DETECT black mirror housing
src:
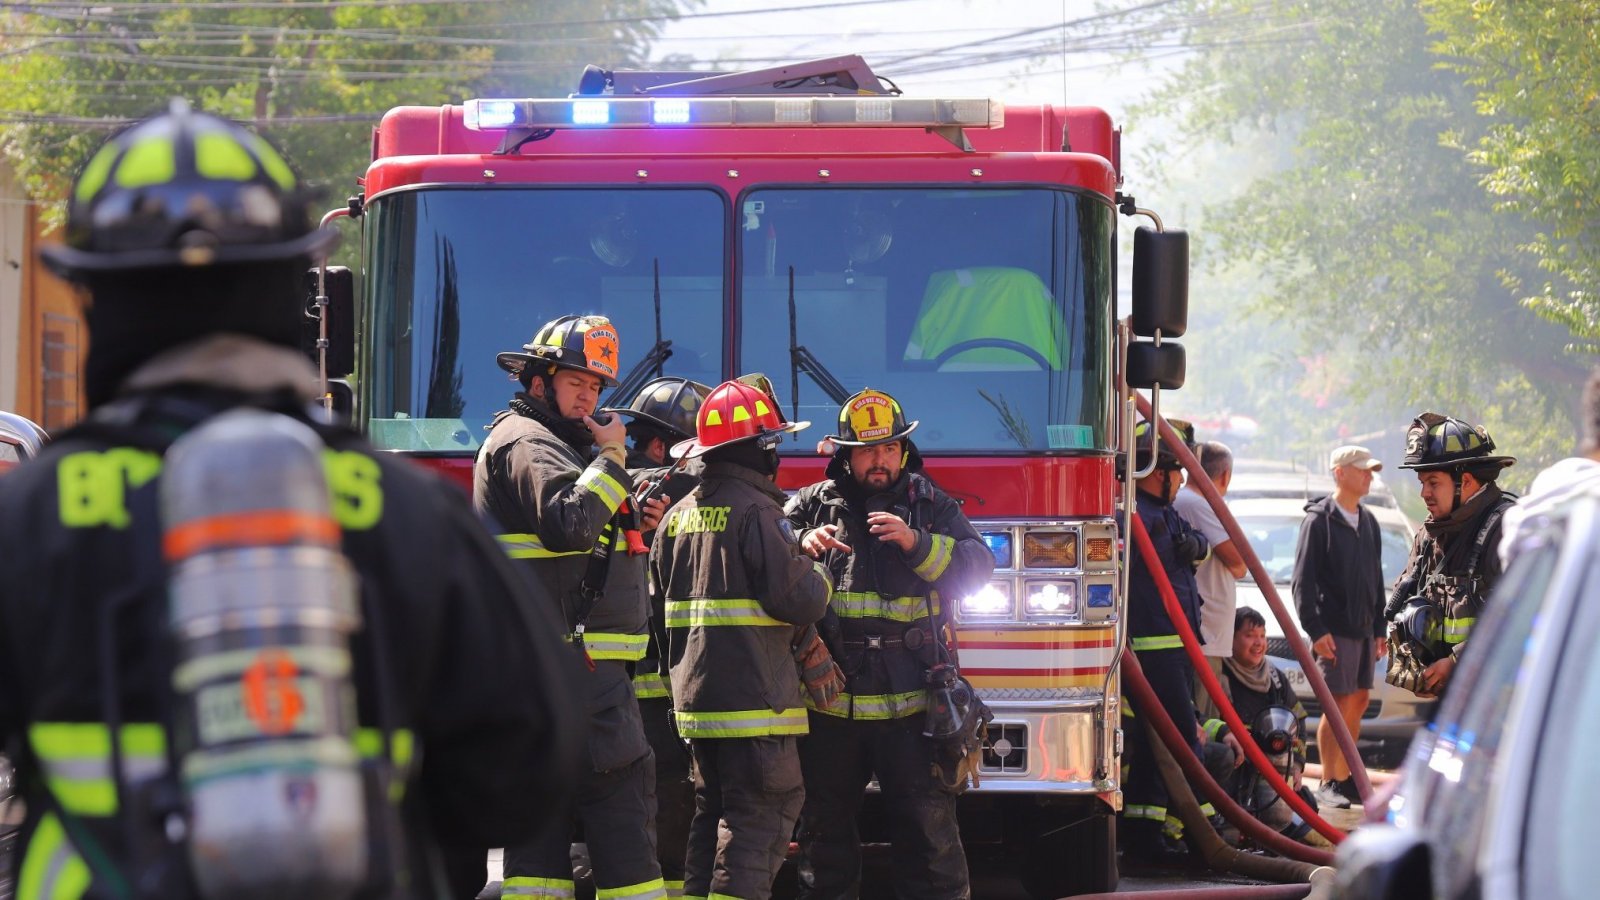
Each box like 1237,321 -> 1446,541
1131,225 -> 1189,338
303,266 -> 356,379
1332,826 -> 1433,900
1126,341 -> 1185,390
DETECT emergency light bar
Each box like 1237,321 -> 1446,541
463,96 -> 1003,131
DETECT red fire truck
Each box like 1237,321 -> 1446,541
316,56 -> 1188,898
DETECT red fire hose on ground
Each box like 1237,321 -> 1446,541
1136,395 -> 1374,805
1129,514 -> 1345,846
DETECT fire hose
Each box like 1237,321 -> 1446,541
1130,513 -> 1344,845
1123,651 -> 1334,868
1136,395 -> 1373,804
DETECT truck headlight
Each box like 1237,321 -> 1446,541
1024,580 -> 1078,620
959,582 -> 1013,619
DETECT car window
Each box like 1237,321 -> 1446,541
1523,544 -> 1600,900
1379,524 -> 1411,586
1407,541 -> 1554,895
1233,514 -> 1302,584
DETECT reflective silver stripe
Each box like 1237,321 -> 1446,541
633,671 -> 670,699
578,465 -> 628,514
30,723 -> 166,816
807,690 -> 925,720
496,532 -> 587,559
912,534 -> 954,581
1125,804 -> 1166,821
1443,617 -> 1476,643
828,591 -> 937,622
665,599 -> 787,628
502,876 -> 577,898
581,632 -> 650,661
673,707 -> 808,738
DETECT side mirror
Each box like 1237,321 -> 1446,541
1126,341 -> 1185,390
303,266 -> 355,379
1131,225 -> 1189,338
1332,826 -> 1433,900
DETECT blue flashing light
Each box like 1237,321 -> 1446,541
572,100 -> 611,125
980,531 -> 1012,569
1087,584 -> 1114,608
653,99 -> 691,125
476,100 -> 519,129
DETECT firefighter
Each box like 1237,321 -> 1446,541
784,388 -> 994,900
1383,413 -> 1516,698
0,101 -> 583,899
649,378 -> 834,900
475,315 -> 666,899
601,375 -> 714,898
1122,418 -> 1211,866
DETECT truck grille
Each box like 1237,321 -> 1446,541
980,722 -> 1028,774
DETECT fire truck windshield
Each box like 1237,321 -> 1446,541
363,187 -> 726,452
739,187 -> 1113,453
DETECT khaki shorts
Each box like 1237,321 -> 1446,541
1316,634 -> 1375,694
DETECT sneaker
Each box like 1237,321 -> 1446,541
1336,776 -> 1365,806
1313,780 -> 1351,810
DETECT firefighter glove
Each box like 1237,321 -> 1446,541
793,624 -> 847,710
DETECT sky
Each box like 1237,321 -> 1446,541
650,0 -> 1179,124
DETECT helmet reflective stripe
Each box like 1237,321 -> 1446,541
195,132 -> 260,181
75,144 -> 120,202
245,132 -> 297,190
114,136 -> 176,189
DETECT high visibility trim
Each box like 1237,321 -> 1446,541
114,136 -> 175,189
578,465 -> 629,514
354,727 -> 415,802
496,532 -> 588,559
807,689 -> 925,720
20,812 -> 90,900
503,876 -> 577,898
813,560 -> 834,597
633,671 -> 670,699
665,598 -> 787,628
1202,719 -> 1226,742
673,707 -> 808,738
30,723 -> 167,816
1163,814 -> 1184,839
577,632 -> 650,661
245,133 -> 297,190
911,533 -> 955,582
194,132 -> 258,182
709,894 -> 747,900
1198,803 -> 1217,817
1125,804 -> 1166,822
596,878 -> 670,899
828,591 -> 938,623
1443,617 -> 1476,644
76,144 -> 119,203
664,880 -> 686,899
1131,635 -> 1184,651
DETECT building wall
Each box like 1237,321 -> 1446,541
0,176 -> 85,432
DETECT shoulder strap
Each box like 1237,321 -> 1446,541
1465,498 -> 1515,579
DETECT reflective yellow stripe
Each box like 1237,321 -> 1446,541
496,532 -> 588,559
1443,617 -> 1476,644
578,465 -> 629,514
503,876 -> 577,898
633,671 -> 670,699
664,880 -> 685,899
20,812 -> 90,900
75,143 -> 119,203
194,132 -> 257,181
596,878 -> 669,899
665,598 -> 787,628
354,727 -> 416,802
911,533 -> 955,582
245,132 -> 297,190
1131,635 -> 1184,651
579,631 -> 650,661
813,559 -> 834,597
1125,804 -> 1166,822
808,689 -> 926,720
1163,814 -> 1184,839
1203,719 -> 1226,742
113,136 -> 175,189
828,591 -> 938,623
673,707 -> 808,738
30,723 -> 166,816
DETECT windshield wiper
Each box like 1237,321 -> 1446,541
787,265 -> 850,419
609,258 -> 673,405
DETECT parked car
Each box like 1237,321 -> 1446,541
1332,481 -> 1600,899
1223,470 -> 1432,768
0,411 -> 48,475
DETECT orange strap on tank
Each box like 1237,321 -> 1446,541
163,509 -> 341,560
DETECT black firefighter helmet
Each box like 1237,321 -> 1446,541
40,99 -> 338,281
1398,412 -> 1515,474
602,375 -> 713,441
1133,417 -> 1196,472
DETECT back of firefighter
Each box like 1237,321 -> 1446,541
784,389 -> 992,900
649,379 -> 833,900
0,102 -> 583,899
1122,418 -> 1210,865
1384,413 -> 1516,698
603,375 -> 713,899
474,315 -> 665,900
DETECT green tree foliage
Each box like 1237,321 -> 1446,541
0,0 -> 689,218
1133,0 -> 1594,478
1425,0 -> 1600,350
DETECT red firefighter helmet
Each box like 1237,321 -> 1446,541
670,377 -> 809,459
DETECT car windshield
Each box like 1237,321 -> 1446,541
362,187 -> 726,451
1234,514 -> 1412,585
735,187 -> 1114,453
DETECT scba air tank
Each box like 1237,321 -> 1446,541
162,409 -> 367,900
